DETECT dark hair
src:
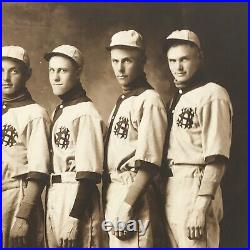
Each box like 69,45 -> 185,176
164,39 -> 200,55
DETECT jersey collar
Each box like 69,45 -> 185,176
2,89 -> 35,114
174,69 -> 207,95
120,72 -> 153,100
58,82 -> 91,107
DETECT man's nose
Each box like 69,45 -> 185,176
177,61 -> 183,71
2,71 -> 10,82
117,62 -> 124,73
53,71 -> 60,81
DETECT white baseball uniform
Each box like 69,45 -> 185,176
45,88 -> 106,247
2,95 -> 51,247
165,82 -> 233,247
104,82 -> 168,248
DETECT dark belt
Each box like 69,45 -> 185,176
51,175 -> 62,183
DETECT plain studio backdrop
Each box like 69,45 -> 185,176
2,2 -> 247,247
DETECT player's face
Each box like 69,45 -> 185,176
2,59 -> 27,96
49,56 -> 80,96
111,48 -> 144,89
167,44 -> 202,88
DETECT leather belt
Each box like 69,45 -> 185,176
51,175 -> 62,183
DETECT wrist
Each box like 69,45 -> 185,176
120,201 -> 133,213
16,201 -> 34,221
194,195 -> 212,212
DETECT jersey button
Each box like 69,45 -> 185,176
59,104 -> 64,109
111,116 -> 115,120
121,95 -> 125,99
3,104 -> 7,109
172,109 -> 175,114
178,89 -> 183,94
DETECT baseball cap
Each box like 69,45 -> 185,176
164,29 -> 201,52
44,45 -> 83,68
2,46 -> 30,68
107,30 -> 145,50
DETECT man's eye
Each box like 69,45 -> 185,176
49,68 -> 54,73
11,69 -> 18,74
124,59 -> 131,63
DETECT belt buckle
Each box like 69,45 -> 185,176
50,174 -> 55,186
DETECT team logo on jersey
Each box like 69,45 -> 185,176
2,124 -> 18,147
177,107 -> 195,129
114,116 -> 129,139
54,126 -> 70,149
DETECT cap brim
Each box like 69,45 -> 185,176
2,56 -> 29,68
44,52 -> 68,61
163,39 -> 182,53
44,52 -> 80,67
163,38 -> 200,53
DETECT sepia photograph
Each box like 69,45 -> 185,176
2,2 -> 248,248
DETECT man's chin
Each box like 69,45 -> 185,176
117,79 -> 129,87
174,80 -> 188,89
52,89 -> 64,96
2,89 -> 15,96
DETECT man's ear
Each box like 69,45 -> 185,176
198,50 -> 204,60
75,66 -> 82,79
24,68 -> 32,81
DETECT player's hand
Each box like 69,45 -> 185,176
185,208 -> 206,240
10,217 -> 29,247
113,202 -> 133,240
59,216 -> 80,247
185,195 -> 212,240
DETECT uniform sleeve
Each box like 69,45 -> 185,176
198,162 -> 225,198
75,115 -> 104,183
199,99 -> 233,163
135,99 -> 168,168
26,116 -> 51,183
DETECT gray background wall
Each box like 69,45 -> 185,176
3,2 -> 248,247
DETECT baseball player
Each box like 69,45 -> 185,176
2,46 -> 51,247
44,45 -> 105,248
103,30 -> 168,247
163,30 -> 233,247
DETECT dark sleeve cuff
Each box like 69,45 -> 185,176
16,202 -> 34,221
69,179 -> 96,219
134,160 -> 159,176
75,171 -> 101,184
27,171 -> 50,184
124,164 -> 157,207
205,155 -> 229,165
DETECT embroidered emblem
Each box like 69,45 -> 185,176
2,124 -> 18,147
54,126 -> 70,149
177,108 -> 195,129
114,116 -> 129,139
